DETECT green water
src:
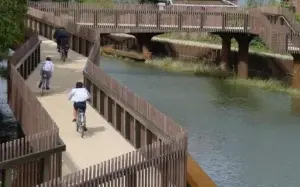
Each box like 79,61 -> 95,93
99,56 -> 300,187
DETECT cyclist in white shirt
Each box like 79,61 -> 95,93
68,82 -> 91,122
38,57 -> 54,90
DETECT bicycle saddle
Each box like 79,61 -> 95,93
78,108 -> 84,113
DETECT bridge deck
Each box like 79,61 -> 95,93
26,36 -> 135,175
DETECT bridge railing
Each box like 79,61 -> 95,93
1,30 -> 65,186
28,2 -> 251,34
259,6 -> 300,31
8,32 -> 58,135
38,133 -> 187,186
28,1 -> 243,11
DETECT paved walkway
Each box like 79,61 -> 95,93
26,36 -> 135,175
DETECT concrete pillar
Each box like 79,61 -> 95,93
219,34 -> 232,71
134,33 -> 158,60
234,34 -> 253,79
292,54 -> 300,88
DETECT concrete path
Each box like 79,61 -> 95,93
26,36 -> 135,175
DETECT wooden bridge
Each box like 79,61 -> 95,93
1,2 -> 300,187
29,2 -> 300,87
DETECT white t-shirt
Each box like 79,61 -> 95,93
68,88 -> 91,102
42,60 -> 54,72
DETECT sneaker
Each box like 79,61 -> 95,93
46,87 -> 50,90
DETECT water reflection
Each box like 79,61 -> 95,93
290,96 -> 300,116
209,79 -> 259,111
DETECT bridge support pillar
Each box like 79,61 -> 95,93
292,54 -> 300,88
134,33 -> 158,60
219,34 -> 232,71
234,34 -> 253,79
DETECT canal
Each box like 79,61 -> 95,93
99,56 -> 300,187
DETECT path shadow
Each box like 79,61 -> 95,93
82,126 -> 106,139
62,151 -> 80,173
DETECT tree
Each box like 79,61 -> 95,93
0,0 -> 28,58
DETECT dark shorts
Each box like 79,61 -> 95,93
73,102 -> 86,112
57,38 -> 69,47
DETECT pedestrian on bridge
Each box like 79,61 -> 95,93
38,57 -> 54,90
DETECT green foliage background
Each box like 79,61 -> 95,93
0,0 -> 28,58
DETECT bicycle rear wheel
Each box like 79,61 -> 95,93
41,87 -> 44,96
61,46 -> 67,62
80,125 -> 84,138
62,53 -> 66,62
76,122 -> 79,132
41,79 -> 45,96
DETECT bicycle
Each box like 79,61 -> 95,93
41,73 -> 47,96
76,108 -> 86,138
60,45 -> 68,62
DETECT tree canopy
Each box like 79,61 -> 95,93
0,0 -> 28,57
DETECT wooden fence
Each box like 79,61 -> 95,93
0,30 -> 65,187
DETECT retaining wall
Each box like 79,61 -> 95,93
101,34 -> 293,81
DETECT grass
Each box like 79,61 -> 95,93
225,78 -> 300,95
145,57 -> 230,77
145,57 -> 300,95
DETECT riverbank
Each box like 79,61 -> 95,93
101,34 -> 299,94
108,33 -> 292,60
105,34 -> 294,81
144,57 -> 300,95
144,57 -> 230,77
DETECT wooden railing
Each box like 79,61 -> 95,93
1,30 -> 65,187
258,6 -> 300,53
29,2 -> 250,33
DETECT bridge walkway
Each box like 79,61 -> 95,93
26,36 -> 135,175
